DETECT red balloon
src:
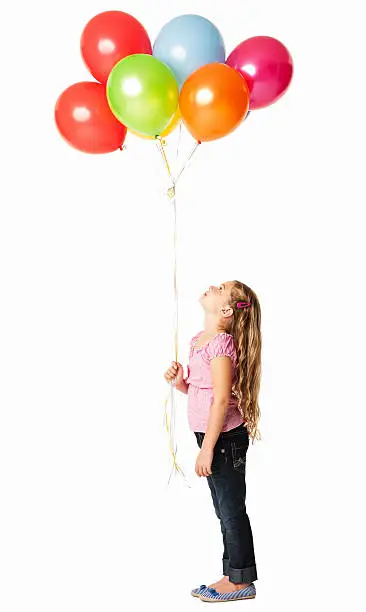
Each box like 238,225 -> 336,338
226,36 -> 293,110
81,11 -> 152,84
55,82 -> 127,154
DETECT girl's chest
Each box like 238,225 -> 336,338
187,348 -> 211,381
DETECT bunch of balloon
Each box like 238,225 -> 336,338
55,11 -> 294,155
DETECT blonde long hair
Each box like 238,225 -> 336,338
227,281 -> 262,443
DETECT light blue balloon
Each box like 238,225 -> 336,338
153,14 -> 226,88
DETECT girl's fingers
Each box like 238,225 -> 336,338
197,465 -> 205,478
197,463 -> 211,478
164,361 -> 183,383
165,367 -> 178,378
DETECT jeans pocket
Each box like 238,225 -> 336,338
211,445 -> 227,473
230,440 -> 248,474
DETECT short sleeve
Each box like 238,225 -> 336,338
207,333 -> 237,363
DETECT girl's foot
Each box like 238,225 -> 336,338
212,580 -> 251,594
208,575 -> 229,589
192,575 -> 229,597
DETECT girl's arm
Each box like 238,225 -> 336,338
201,356 -> 232,451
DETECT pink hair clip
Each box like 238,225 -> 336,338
237,301 -> 251,309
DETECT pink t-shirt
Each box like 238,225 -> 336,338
185,331 -> 245,433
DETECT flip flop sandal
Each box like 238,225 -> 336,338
191,585 -> 207,598
199,584 -> 256,602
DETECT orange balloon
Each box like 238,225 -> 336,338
130,108 -> 181,140
180,63 -> 250,142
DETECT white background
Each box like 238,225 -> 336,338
1,0 -> 365,610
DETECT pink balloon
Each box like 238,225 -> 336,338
226,36 -> 293,110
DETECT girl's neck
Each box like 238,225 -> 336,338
203,314 -> 227,336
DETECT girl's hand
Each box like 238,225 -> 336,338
164,361 -> 184,386
195,447 -> 214,477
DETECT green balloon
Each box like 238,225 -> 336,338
107,54 -> 179,138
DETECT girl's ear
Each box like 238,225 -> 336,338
221,306 -> 233,319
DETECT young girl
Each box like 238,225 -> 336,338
164,280 -> 261,603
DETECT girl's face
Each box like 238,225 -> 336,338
199,281 -> 234,314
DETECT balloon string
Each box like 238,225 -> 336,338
156,136 -> 191,486
156,135 -> 201,195
156,136 -> 175,186
174,140 -> 201,186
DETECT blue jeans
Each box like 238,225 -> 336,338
194,423 -> 257,584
